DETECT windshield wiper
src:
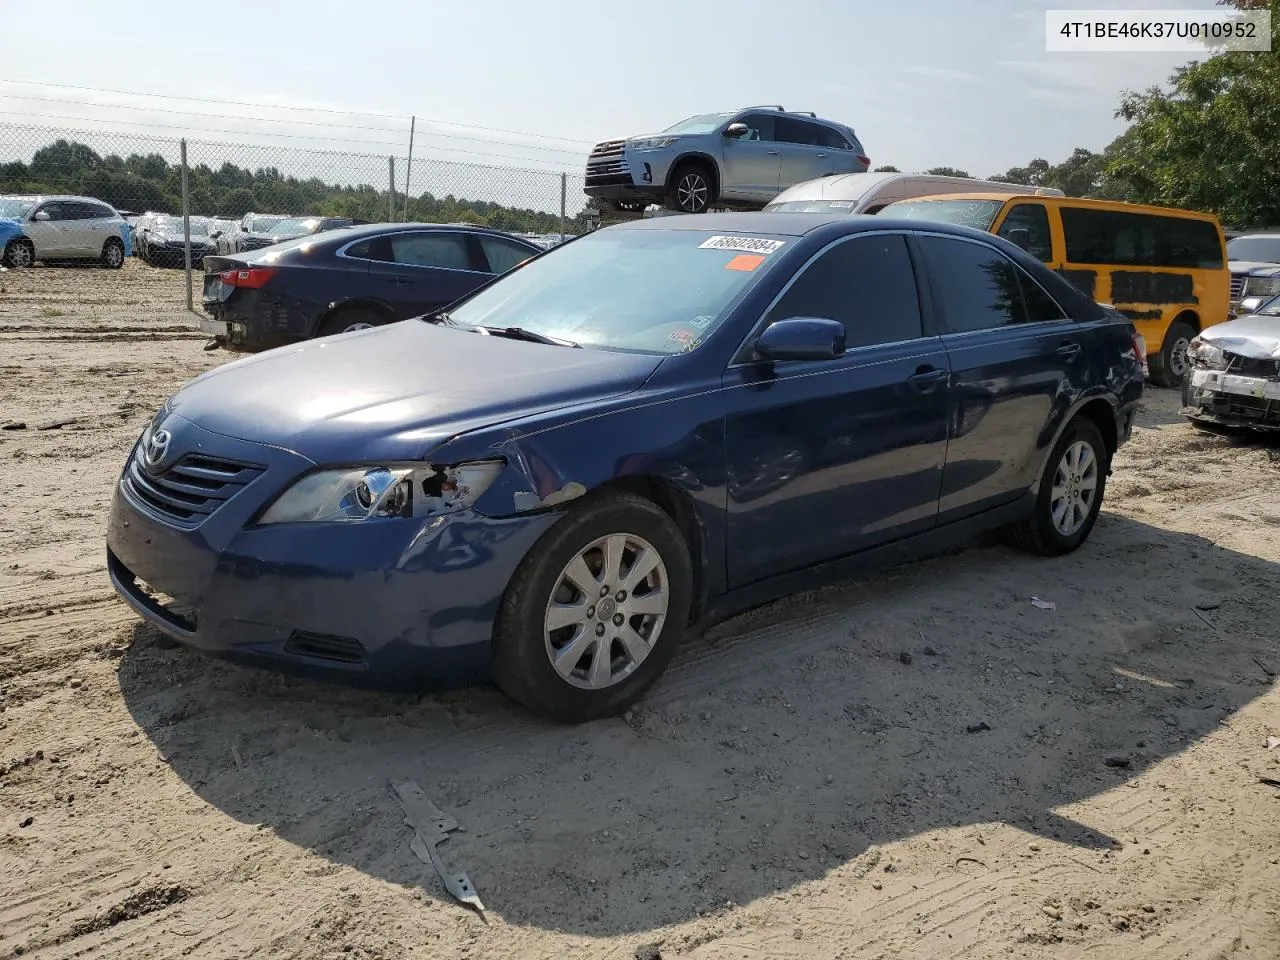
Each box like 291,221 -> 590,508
473,325 -> 580,348
422,310 -> 458,326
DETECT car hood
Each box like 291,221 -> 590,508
167,320 -> 663,464
1200,313 -> 1280,360
1228,260 -> 1280,276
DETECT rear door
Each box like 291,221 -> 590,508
723,232 -> 952,586
356,230 -> 488,317
914,233 -> 1086,522
775,117 -> 836,187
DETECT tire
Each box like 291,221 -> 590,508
3,238 -> 34,269
318,308 -> 390,338
1009,416 -> 1109,557
491,490 -> 693,723
665,161 -> 714,213
101,237 -> 125,269
1149,318 -> 1195,388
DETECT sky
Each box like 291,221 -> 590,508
0,0 -> 1219,211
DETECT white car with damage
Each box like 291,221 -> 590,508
1182,303 -> 1280,433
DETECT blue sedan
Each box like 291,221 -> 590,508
106,213 -> 1144,722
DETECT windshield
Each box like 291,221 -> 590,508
1226,236 -> 1280,263
662,112 -> 735,135
884,198 -> 1005,231
269,217 -> 318,235
249,216 -> 284,232
765,199 -> 862,214
443,228 -> 788,355
0,197 -> 36,219
1255,295 -> 1280,316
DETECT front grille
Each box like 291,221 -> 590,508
124,452 -> 264,527
284,631 -> 366,665
586,139 -> 630,186
1226,352 -> 1280,379
1230,274 -> 1246,300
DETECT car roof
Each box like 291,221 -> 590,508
1230,232 -> 1280,240
611,210 -> 1007,243
274,221 -> 544,243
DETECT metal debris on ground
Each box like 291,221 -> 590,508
391,780 -> 486,919
1030,597 -> 1056,610
1266,736 -> 1280,750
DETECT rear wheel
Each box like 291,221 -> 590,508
3,238 -> 34,269
1149,319 -> 1195,388
100,237 -> 124,269
492,490 -> 692,723
665,161 -> 714,213
318,308 -> 390,338
1009,416 -> 1108,557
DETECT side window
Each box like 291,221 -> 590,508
36,202 -> 69,221
1160,216 -> 1223,269
774,117 -> 820,146
918,235 -> 1025,333
737,113 -> 776,142
389,232 -> 472,270
996,203 -> 1053,262
344,236 -> 392,262
479,236 -> 534,274
90,202 -> 116,220
1016,269 -> 1069,323
764,234 -> 923,349
816,125 -> 852,150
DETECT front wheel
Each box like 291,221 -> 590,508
1149,319 -> 1195,388
318,308 -> 389,338
3,238 -> 34,269
665,162 -> 713,213
492,490 -> 693,722
1009,416 -> 1108,557
101,237 -> 125,269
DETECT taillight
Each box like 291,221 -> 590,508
1131,331 -> 1148,375
857,155 -> 870,166
220,267 -> 277,289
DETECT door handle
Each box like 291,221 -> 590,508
386,276 -> 413,285
1056,341 -> 1081,360
907,366 -> 949,391
816,152 -> 827,158
766,149 -> 779,155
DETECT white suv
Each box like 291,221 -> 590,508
0,195 -> 131,269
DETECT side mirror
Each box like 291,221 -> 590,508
1238,295 -> 1265,315
724,122 -> 749,139
1006,227 -> 1032,251
754,317 -> 846,362
33,210 -> 51,222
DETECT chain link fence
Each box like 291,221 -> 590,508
0,122 -> 590,315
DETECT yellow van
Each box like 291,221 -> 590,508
882,193 -> 1230,386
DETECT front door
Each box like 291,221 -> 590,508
723,232 -> 951,587
913,233 -> 1086,522
719,113 -> 782,203
25,201 -> 71,258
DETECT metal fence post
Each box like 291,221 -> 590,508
388,156 -> 396,223
559,173 -> 567,241
180,138 -> 192,312
403,116 -> 415,221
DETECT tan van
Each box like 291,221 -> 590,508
764,171 -> 1063,216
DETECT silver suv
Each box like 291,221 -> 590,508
584,106 -> 869,215
0,194 -> 131,268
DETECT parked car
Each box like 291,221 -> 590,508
199,222 -> 542,350
883,192 -> 1228,387
0,194 -> 131,268
261,215 -> 359,244
584,105 -> 870,215
212,212 -> 289,255
765,171 -> 1063,215
107,212 -> 1143,722
1182,297 -> 1280,434
138,215 -> 216,267
1225,233 -> 1280,314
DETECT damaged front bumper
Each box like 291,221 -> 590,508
1181,366 -> 1280,432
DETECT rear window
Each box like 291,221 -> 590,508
1061,207 -> 1223,269
884,199 -> 1004,232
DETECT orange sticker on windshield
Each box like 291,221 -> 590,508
725,254 -> 765,272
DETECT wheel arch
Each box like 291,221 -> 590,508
667,152 -> 721,203
1031,392 -> 1120,489
313,297 -> 398,336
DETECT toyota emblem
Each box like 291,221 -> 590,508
142,428 -> 171,470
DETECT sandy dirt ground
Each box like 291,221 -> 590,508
1,263 -> 1279,960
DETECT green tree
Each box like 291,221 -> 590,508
924,166 -> 971,178
1104,0 -> 1280,224
990,158 -> 1050,186
220,188 -> 257,217
872,165 -> 900,173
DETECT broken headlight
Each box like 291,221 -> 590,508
258,461 -> 504,525
1186,337 -> 1226,370
1244,276 -> 1280,299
